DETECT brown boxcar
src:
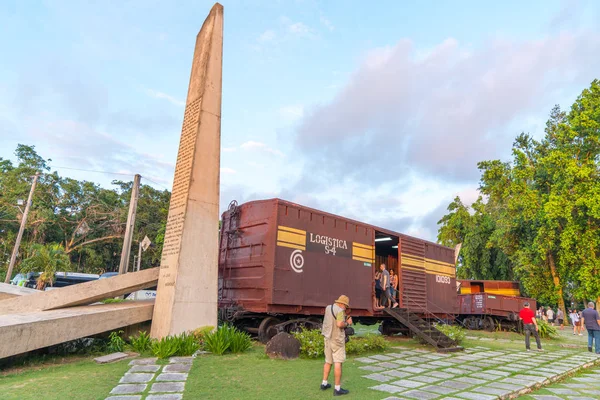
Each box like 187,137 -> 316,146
457,280 -> 536,331
218,198 -> 458,340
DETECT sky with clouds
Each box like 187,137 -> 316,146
1,0 -> 599,241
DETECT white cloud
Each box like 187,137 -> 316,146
258,30 -> 276,42
278,105 -> 304,122
240,140 -> 285,157
320,15 -> 334,31
289,22 -> 310,35
145,89 -> 184,107
220,167 -> 237,174
294,32 -> 600,183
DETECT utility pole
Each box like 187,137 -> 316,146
5,172 -> 40,283
136,243 -> 142,272
118,174 -> 141,275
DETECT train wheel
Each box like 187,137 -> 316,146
258,317 -> 281,344
483,316 -> 495,332
462,317 -> 475,330
379,320 -> 394,336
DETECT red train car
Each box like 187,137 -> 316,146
218,198 -> 458,343
457,280 -> 536,331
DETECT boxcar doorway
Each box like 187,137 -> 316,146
374,232 -> 399,307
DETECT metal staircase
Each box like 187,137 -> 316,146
384,308 -> 463,353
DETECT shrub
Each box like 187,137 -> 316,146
345,334 -> 389,355
345,338 -> 366,355
107,330 -> 126,353
294,329 -> 389,358
129,331 -> 152,353
229,329 -> 253,353
178,332 -> 201,356
535,319 -> 559,339
152,336 -> 180,359
293,328 -> 324,358
102,298 -> 126,304
192,326 -> 215,350
360,333 -> 389,352
435,323 -> 466,344
202,324 -> 253,356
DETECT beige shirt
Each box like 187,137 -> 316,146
321,304 -> 346,342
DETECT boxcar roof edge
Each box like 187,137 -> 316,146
225,197 -> 453,253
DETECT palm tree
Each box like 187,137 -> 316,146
20,243 -> 71,290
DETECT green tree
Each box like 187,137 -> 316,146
438,196 -> 513,280
20,243 -> 72,290
477,79 -> 600,317
1,144 -> 171,275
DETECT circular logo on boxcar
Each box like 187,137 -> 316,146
290,250 -> 304,273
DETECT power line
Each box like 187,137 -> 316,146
47,165 -> 171,191
48,165 -> 133,177
141,177 -> 170,191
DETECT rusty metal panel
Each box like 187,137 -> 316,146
399,237 -> 427,310
459,295 -> 473,314
458,293 -> 537,317
218,200 -> 277,308
273,201 -> 374,313
399,237 -> 457,315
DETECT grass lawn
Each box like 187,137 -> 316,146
186,343 -> 407,400
0,327 -> 585,400
0,358 -> 130,400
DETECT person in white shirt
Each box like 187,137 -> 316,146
569,309 -> 581,335
546,308 -> 554,324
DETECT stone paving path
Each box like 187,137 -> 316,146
106,356 -> 193,400
356,346 -> 600,400
524,364 -> 600,400
465,329 -> 589,350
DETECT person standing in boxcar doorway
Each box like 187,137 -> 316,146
519,302 -> 543,351
321,295 -> 353,396
374,270 -> 383,309
390,269 -> 399,303
380,264 -> 399,308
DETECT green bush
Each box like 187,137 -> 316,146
534,319 -> 559,339
293,328 -> 325,358
204,328 -> 230,355
107,330 -> 125,353
230,329 -> 253,353
178,332 -> 201,356
192,326 -> 215,350
360,334 -> 389,352
129,331 -> 152,354
102,298 -> 125,304
203,324 -> 253,356
435,323 -> 466,344
152,336 -> 181,359
293,329 -> 388,358
345,334 -> 389,355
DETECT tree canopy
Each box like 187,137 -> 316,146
438,79 -> 600,312
0,145 -> 170,279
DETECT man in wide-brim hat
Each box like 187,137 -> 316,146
320,295 -> 353,396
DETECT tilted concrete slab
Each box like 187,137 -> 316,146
0,283 -> 39,301
0,268 -> 158,315
0,301 -> 154,359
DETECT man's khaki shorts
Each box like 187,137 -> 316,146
324,338 -> 346,364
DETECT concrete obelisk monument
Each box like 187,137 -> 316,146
151,3 -> 223,338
